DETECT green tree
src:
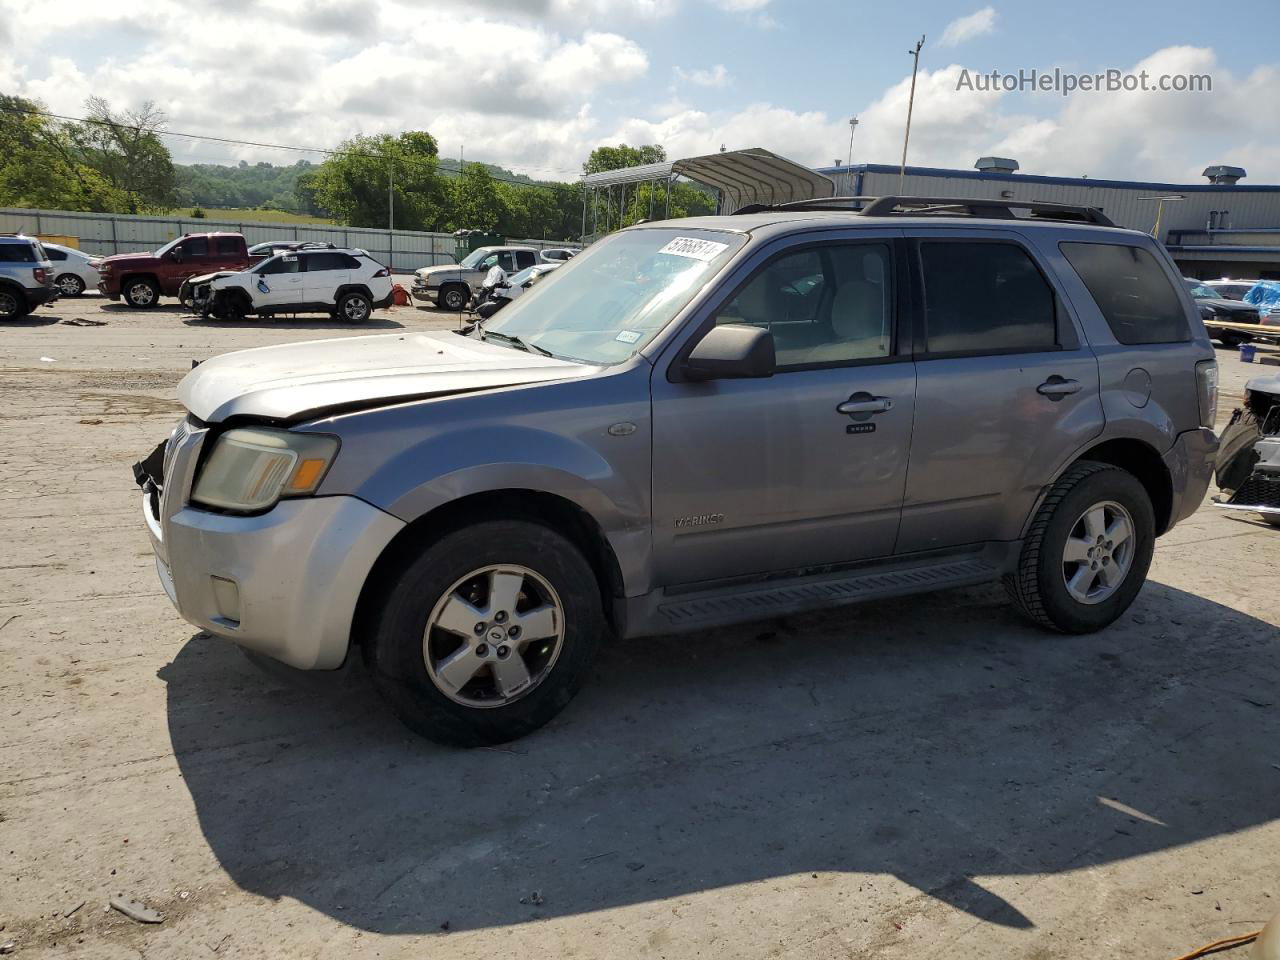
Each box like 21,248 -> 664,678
450,163 -> 506,232
582,143 -> 666,176
66,97 -> 177,213
309,131 -> 448,230
0,94 -> 126,211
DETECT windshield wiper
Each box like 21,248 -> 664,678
481,330 -> 554,357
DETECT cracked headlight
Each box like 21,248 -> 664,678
192,427 -> 339,512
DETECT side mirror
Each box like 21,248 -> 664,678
171,248 -> 184,263
682,324 -> 775,381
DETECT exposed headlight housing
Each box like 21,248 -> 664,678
192,427 -> 339,512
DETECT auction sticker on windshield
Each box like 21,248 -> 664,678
659,236 -> 730,262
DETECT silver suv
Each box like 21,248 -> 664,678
412,245 -> 539,310
136,197 -> 1220,746
0,234 -> 57,320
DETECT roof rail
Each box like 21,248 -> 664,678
733,194 -> 1115,227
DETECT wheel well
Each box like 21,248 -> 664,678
120,273 -> 158,290
1074,438 -> 1173,534
350,489 -> 625,654
336,283 -> 372,301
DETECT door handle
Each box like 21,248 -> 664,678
1037,376 -> 1082,400
836,393 -> 893,416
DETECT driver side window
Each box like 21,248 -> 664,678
714,242 -> 893,368
262,255 -> 301,275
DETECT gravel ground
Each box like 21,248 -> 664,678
1,293 -> 1278,960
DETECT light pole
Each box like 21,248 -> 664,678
900,35 -> 925,192
845,116 -> 859,195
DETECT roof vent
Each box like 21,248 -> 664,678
1203,164 -> 1246,185
975,156 -> 1019,175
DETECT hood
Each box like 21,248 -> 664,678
1199,297 -> 1258,313
416,264 -> 467,279
1245,373 -> 1280,398
101,251 -> 159,265
178,331 -> 595,422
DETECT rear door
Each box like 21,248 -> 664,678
212,235 -> 245,269
651,229 -> 917,586
895,230 -> 1104,553
302,251 -> 355,304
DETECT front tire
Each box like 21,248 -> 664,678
440,284 -> 468,311
56,273 -> 85,296
123,277 -> 160,308
1006,461 -> 1155,633
369,521 -> 606,747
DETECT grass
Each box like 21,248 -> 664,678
194,207 -> 337,226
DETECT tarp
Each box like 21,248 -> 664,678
1244,280 -> 1280,308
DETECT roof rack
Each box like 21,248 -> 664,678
733,194 -> 1115,228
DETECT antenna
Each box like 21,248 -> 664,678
900,35 -> 925,191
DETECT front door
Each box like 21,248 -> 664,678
651,233 -> 916,587
254,254 -> 305,307
895,232 -> 1105,553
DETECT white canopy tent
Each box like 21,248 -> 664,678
579,147 -> 835,238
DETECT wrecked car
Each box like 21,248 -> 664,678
1216,373 -> 1280,527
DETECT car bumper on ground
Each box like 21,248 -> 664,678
1163,426 -> 1220,527
143,424 -> 404,669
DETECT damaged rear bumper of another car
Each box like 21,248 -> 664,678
1215,375 -> 1280,522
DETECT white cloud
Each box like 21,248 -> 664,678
939,7 -> 996,47
674,64 -> 731,87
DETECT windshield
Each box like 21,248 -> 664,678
154,237 -> 184,257
480,227 -> 745,364
459,248 -> 496,269
1187,282 -> 1217,299
507,265 -> 539,286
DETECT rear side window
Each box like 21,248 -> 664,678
515,250 -> 537,269
304,252 -> 359,271
46,247 -> 68,261
919,241 -> 1057,354
1060,242 -> 1189,344
0,243 -> 36,263
215,237 -> 241,255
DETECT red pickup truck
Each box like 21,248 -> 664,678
97,232 -> 264,308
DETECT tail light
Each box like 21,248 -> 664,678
33,267 -> 46,283
372,267 -> 390,278
1196,359 -> 1219,429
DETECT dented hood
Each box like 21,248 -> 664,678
178,331 -> 595,422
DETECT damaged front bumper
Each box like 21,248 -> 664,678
135,420 -> 404,669
1216,396 -> 1280,520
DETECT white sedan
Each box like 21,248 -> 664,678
42,242 -> 100,297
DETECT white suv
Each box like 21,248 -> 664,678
191,248 -> 394,322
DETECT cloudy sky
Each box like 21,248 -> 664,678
2,0 -> 1278,183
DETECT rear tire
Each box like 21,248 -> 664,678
1218,332 -> 1245,348
123,277 -> 160,309
56,274 -> 85,296
0,287 -> 28,320
1005,461 -> 1155,633
368,521 -> 606,747
336,291 -> 372,322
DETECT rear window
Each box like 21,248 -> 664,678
1060,242 -> 1189,344
215,237 -> 241,256
304,252 -> 361,270
0,242 -> 37,263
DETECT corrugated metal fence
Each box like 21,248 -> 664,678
0,208 -> 576,272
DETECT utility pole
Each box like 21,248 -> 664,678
900,35 -> 925,192
388,158 -> 394,232
845,115 -> 859,195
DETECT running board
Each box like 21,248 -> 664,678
619,545 -> 1012,638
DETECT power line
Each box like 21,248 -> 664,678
1,104 -> 579,193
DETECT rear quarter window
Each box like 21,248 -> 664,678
1060,241 -> 1189,344
0,243 -> 37,263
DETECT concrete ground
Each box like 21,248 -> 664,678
2,293 -> 1278,960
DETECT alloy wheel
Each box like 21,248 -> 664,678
423,564 -> 565,708
1061,499 -> 1136,605
0,290 -> 18,318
